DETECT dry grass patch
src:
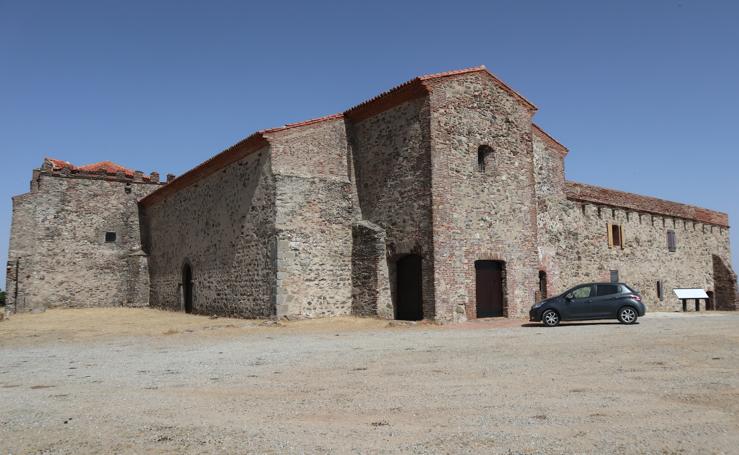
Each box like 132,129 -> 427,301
0,307 -> 406,346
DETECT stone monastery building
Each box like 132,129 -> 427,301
6,66 -> 737,321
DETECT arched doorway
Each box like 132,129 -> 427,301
475,260 -> 505,318
395,254 -> 423,321
182,263 -> 193,314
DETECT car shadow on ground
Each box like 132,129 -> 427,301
521,321 -> 638,328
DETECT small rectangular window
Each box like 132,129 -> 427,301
105,232 -> 117,242
612,224 -> 621,246
607,223 -> 624,249
667,230 -> 676,252
610,270 -> 619,283
656,280 -> 664,301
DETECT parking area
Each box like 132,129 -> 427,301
1,308 -> 738,454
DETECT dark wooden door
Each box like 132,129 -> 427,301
183,264 -> 193,314
396,255 -> 423,321
476,261 -> 504,317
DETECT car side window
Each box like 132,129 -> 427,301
571,286 -> 592,299
596,284 -> 619,296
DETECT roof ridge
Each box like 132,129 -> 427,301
345,64 -> 537,121
532,123 -> 568,154
79,160 -> 126,167
144,65 -> 541,205
262,113 -> 344,134
417,65 -> 487,81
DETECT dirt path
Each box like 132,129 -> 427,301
1,309 -> 738,454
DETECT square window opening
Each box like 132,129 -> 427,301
105,232 -> 117,243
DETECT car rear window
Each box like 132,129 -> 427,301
596,284 -> 620,296
620,284 -> 638,294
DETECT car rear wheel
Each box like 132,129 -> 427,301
542,310 -> 560,327
618,306 -> 638,324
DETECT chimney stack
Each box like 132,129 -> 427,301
150,171 -> 160,183
166,173 -> 176,183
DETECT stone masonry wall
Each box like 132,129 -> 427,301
348,97 -> 435,319
351,220 -> 393,318
712,254 -> 738,310
5,172 -> 158,311
142,146 -> 276,317
269,118 -> 354,318
533,130 -> 570,299
427,72 -> 541,321
11,67 -> 732,322
534,133 -> 735,311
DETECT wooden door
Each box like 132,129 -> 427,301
183,264 -> 193,314
476,261 -> 504,317
396,255 -> 423,321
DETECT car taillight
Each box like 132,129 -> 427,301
629,294 -> 642,302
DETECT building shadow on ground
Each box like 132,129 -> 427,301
521,321 -> 637,328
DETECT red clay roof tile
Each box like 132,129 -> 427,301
77,161 -> 136,177
43,157 -> 152,181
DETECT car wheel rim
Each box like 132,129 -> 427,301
544,312 -> 558,325
621,308 -> 635,323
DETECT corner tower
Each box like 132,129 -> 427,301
5,158 -> 164,312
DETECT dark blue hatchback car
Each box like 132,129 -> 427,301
530,282 -> 646,327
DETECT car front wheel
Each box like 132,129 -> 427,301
618,306 -> 638,324
542,309 -> 560,327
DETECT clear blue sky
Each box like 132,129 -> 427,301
1,0 -> 737,286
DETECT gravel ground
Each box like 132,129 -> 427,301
1,309 -> 738,454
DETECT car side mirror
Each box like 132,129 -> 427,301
565,294 -> 573,301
